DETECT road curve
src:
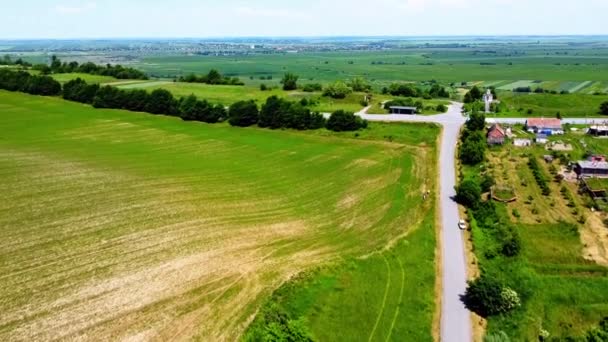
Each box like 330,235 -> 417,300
359,104 -> 471,342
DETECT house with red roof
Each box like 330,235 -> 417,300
525,118 -> 564,135
487,123 -> 506,145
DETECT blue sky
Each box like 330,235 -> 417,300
1,0 -> 607,39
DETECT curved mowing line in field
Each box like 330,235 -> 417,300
385,256 -> 405,342
368,255 -> 391,342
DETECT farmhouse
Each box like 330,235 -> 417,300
575,160 -> 608,178
487,123 -> 506,145
389,106 -> 417,115
588,125 -> 608,137
513,138 -> 532,147
526,118 -> 564,135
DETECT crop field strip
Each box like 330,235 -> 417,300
0,91 -> 435,340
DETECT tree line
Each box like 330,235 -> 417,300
0,55 -> 32,67
0,68 -> 367,133
32,55 -> 148,80
0,69 -> 62,96
382,83 -> 450,99
178,69 -> 244,86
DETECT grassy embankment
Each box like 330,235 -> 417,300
0,90 -> 439,341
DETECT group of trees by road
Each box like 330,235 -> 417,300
67,79 -> 226,123
178,69 -> 244,85
455,110 -> 524,320
1,69 -> 366,133
31,56 -> 148,80
0,55 -> 32,67
458,112 -> 487,165
0,69 -> 61,96
382,82 -> 450,99
228,97 -> 365,132
258,96 -> 326,130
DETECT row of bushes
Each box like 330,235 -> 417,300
0,69 -> 61,96
33,56 -> 148,80
382,83 -> 450,99
177,69 -> 244,85
1,69 -> 367,133
459,112 -> 487,165
0,55 -> 32,67
528,156 -> 551,196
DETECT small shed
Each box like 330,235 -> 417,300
513,138 -> 532,147
389,106 -> 417,115
487,124 -> 506,145
535,134 -> 549,144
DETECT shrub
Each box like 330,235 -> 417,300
464,276 -> 521,317
436,104 -> 448,113
326,110 -> 367,132
512,209 -> 521,218
347,77 -> 371,92
228,100 -> 259,127
323,81 -> 353,99
280,73 -> 299,91
302,83 -> 323,92
601,101 -> 608,115
481,173 -> 496,193
455,179 -> 482,208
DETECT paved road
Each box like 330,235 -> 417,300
358,104 -> 471,342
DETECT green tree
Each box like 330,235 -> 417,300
464,276 -> 520,317
347,77 -> 371,92
480,173 -> 496,193
466,112 -> 487,131
145,89 -> 177,115
460,130 -> 486,165
436,104 -> 448,113
455,179 -> 482,208
326,110 -> 367,132
600,101 -> 608,115
464,86 -> 483,103
281,73 -> 299,91
229,100 -> 259,127
205,69 -> 223,84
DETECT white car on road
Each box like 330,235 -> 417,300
458,219 -> 467,230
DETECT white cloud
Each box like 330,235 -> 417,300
54,2 -> 96,15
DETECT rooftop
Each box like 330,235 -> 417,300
527,118 -> 562,128
389,106 -> 417,110
578,160 -> 608,170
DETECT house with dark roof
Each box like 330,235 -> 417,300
526,118 -> 564,135
575,160 -> 608,178
487,124 -> 506,145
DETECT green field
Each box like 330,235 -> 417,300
496,92 -> 608,117
117,80 -> 396,113
135,50 -> 608,85
0,91 -> 439,340
50,73 -> 117,84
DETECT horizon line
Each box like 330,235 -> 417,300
2,34 -> 608,41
